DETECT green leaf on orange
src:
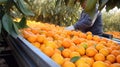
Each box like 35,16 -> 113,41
70,56 -> 81,63
58,46 -> 64,51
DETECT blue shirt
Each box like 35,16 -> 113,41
74,11 -> 103,35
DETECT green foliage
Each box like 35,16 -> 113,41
2,14 -> 14,34
29,0 -> 81,26
0,0 -> 7,4
28,0 -> 120,27
0,0 -> 34,41
15,17 -> 28,29
14,0 -> 34,16
85,0 -> 97,12
98,0 -> 109,11
102,9 -> 120,32
70,56 -> 80,63
106,0 -> 120,11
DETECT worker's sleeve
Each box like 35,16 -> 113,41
74,13 -> 92,31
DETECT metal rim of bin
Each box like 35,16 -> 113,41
7,35 -> 60,67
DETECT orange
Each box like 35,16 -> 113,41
95,43 -> 106,51
99,48 -> 109,56
27,34 -> 37,43
86,31 -> 92,35
93,35 -> 100,42
111,50 -> 120,57
75,57 -> 94,66
51,53 -> 64,65
42,46 -> 54,57
54,49 -> 61,54
69,44 -> 77,51
54,40 -> 62,48
110,45 -> 118,50
87,57 -> 94,66
45,41 -> 57,49
77,62 -> 90,67
37,34 -> 46,43
32,42 -> 40,48
62,39 -> 72,48
100,38 -> 108,43
46,37 -> 54,41
31,28 -> 40,34
76,45 -> 85,56
79,42 -> 88,49
79,33 -> 87,38
39,44 -> 45,51
94,53 -> 105,61
23,28 -> 31,32
45,31 -> 55,37
62,49 -> 71,58
116,55 -> 120,63
86,40 -> 96,47
110,63 -> 120,67
62,61 -> 75,67
70,51 -> 80,58
72,36 -> 81,44
92,61 -> 107,67
106,54 -> 116,63
104,60 -> 111,67
72,31 -> 80,36
86,34 -> 93,40
63,58 -> 70,63
22,30 -> 33,38
86,47 -> 98,57
107,47 -> 112,53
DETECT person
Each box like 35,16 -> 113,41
65,0 -> 103,36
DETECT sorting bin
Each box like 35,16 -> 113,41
5,35 -> 60,67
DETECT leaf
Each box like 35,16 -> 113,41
105,0 -> 117,12
98,0 -> 109,10
82,43 -> 88,49
12,22 -> 19,35
2,14 -> 13,34
2,14 -> 18,38
14,17 -> 28,29
19,17 -> 28,29
14,0 -> 34,16
85,6 -> 96,20
24,0 -> 31,6
58,46 -> 64,51
0,21 -> 2,33
70,56 -> 80,63
0,0 -> 7,5
85,0 -> 97,12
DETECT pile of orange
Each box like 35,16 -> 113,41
106,31 -> 120,39
20,20 -> 120,67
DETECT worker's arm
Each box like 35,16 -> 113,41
74,13 -> 92,31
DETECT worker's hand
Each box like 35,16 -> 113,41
65,25 -> 75,30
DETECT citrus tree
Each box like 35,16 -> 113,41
0,0 -> 34,41
29,0 -> 81,26
74,0 -> 120,20
28,0 -> 120,26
